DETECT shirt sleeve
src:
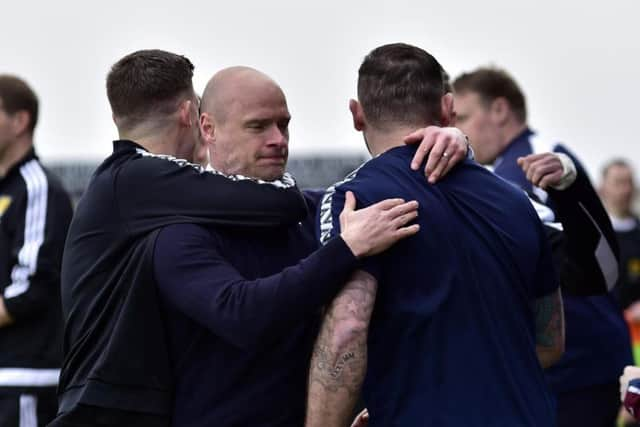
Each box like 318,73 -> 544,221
154,223 -> 358,350
3,181 -> 73,321
317,183 -> 383,281
534,219 -> 561,298
116,154 -> 310,234
547,147 -> 620,295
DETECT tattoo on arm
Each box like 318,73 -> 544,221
533,288 -> 563,347
532,288 -> 564,368
306,270 -> 378,427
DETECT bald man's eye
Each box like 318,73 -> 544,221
246,121 -> 266,131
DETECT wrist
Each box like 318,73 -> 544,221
340,232 -> 367,259
550,153 -> 577,190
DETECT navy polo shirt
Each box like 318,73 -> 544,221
319,145 -> 558,426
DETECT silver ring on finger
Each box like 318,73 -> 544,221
442,152 -> 449,158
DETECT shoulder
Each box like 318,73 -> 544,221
118,149 -> 203,181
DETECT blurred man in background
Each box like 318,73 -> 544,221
453,67 -> 630,427
0,75 -> 73,427
600,159 -> 640,313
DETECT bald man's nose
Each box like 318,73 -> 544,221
266,124 -> 288,147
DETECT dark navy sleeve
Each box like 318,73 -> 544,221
154,223 -> 358,350
116,154 -> 309,234
534,218 -> 561,298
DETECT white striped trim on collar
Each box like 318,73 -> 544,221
4,160 -> 48,300
318,160 -> 370,245
135,148 -> 297,189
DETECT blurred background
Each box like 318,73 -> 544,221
1,0 -> 638,197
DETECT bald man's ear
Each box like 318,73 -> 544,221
199,112 -> 216,143
439,93 -> 454,127
349,99 -> 365,132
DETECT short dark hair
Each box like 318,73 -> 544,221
452,67 -> 527,123
357,43 -> 445,129
0,75 -> 39,134
106,49 -> 195,129
601,158 -> 633,180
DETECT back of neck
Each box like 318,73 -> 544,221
365,125 -> 419,157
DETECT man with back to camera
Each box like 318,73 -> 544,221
307,43 -> 564,426
452,67 -> 630,427
51,49 -> 470,427
0,75 -> 73,427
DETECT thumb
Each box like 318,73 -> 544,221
403,129 -> 424,145
343,191 -> 356,212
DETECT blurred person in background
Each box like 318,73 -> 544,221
0,75 -> 73,427
600,159 -> 640,314
452,66 -> 629,427
600,159 -> 640,426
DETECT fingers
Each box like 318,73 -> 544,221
391,210 -> 419,228
404,129 -> 426,145
520,154 -> 564,188
408,129 -> 435,171
343,191 -> 356,212
440,149 -> 464,180
538,172 -> 563,189
424,132 -> 446,176
368,197 -> 407,211
394,223 -> 421,239
386,200 -> 419,217
427,134 -> 452,183
526,161 -> 554,185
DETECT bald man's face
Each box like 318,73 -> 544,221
207,79 -> 290,181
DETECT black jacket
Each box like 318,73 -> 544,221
58,140 -> 309,419
0,149 -> 73,389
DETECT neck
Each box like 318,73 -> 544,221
119,124 -> 181,158
0,136 -> 33,178
606,203 -> 633,219
364,125 -> 422,157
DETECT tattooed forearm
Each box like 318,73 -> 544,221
305,270 -> 378,427
532,288 -> 565,368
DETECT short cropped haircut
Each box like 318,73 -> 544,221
452,67 -> 527,123
0,75 -> 39,134
357,43 -> 445,129
106,49 -> 195,129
